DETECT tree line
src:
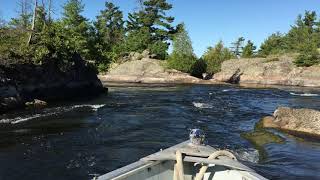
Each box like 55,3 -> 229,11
259,11 -> 320,67
169,10 -> 320,77
0,0 -> 319,76
0,0 -> 178,71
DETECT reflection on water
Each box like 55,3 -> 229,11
0,84 -> 320,180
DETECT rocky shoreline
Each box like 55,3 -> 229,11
99,55 -> 320,88
214,55 -> 320,87
0,55 -> 105,114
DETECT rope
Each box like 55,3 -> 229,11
194,150 -> 237,180
174,150 -> 185,180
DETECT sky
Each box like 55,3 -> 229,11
1,0 -> 320,57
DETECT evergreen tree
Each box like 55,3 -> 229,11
95,2 -> 125,47
61,0 -> 90,59
167,24 -> 197,73
203,41 -> 235,74
242,40 -> 256,58
231,37 -> 245,58
286,19 -> 316,52
303,11 -> 317,33
259,32 -> 286,56
94,2 -> 125,65
126,0 -> 177,59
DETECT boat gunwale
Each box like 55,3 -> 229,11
95,140 -> 260,180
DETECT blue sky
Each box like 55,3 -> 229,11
1,0 -> 320,56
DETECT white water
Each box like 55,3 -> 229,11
192,102 -> 213,109
0,104 -> 106,124
290,92 -> 319,97
222,89 -> 240,92
72,104 -> 106,111
236,148 -> 259,163
11,113 -> 58,124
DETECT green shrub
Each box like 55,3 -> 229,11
167,53 -> 197,73
0,28 -> 29,63
191,59 -> 207,78
202,41 -> 235,74
97,63 -> 109,72
294,52 -> 320,67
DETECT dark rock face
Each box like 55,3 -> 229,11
0,55 -> 105,114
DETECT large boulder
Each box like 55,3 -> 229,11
99,58 -> 221,84
0,55 -> 105,114
214,56 -> 320,87
261,107 -> 320,136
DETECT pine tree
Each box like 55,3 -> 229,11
167,24 -> 197,73
242,40 -> 256,58
259,32 -> 286,56
61,0 -> 90,58
93,2 -> 126,68
126,0 -> 177,59
303,11 -> 317,33
286,12 -> 316,53
95,2 -> 125,47
231,37 -> 245,58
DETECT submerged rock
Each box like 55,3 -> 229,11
261,107 -> 320,136
241,120 -> 285,161
214,55 -> 320,87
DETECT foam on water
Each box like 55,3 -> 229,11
192,102 -> 213,109
0,104 -> 106,124
290,92 -> 319,97
0,114 -> 52,124
11,113 -> 54,124
235,148 -> 259,163
72,104 -> 106,111
222,89 -> 240,92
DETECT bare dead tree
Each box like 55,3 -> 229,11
48,0 -> 52,22
27,0 -> 37,45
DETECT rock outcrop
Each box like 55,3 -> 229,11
261,107 -> 320,136
25,99 -> 47,109
0,55 -> 105,114
214,56 -> 320,87
100,57 -> 222,85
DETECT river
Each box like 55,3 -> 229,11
0,84 -> 320,180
